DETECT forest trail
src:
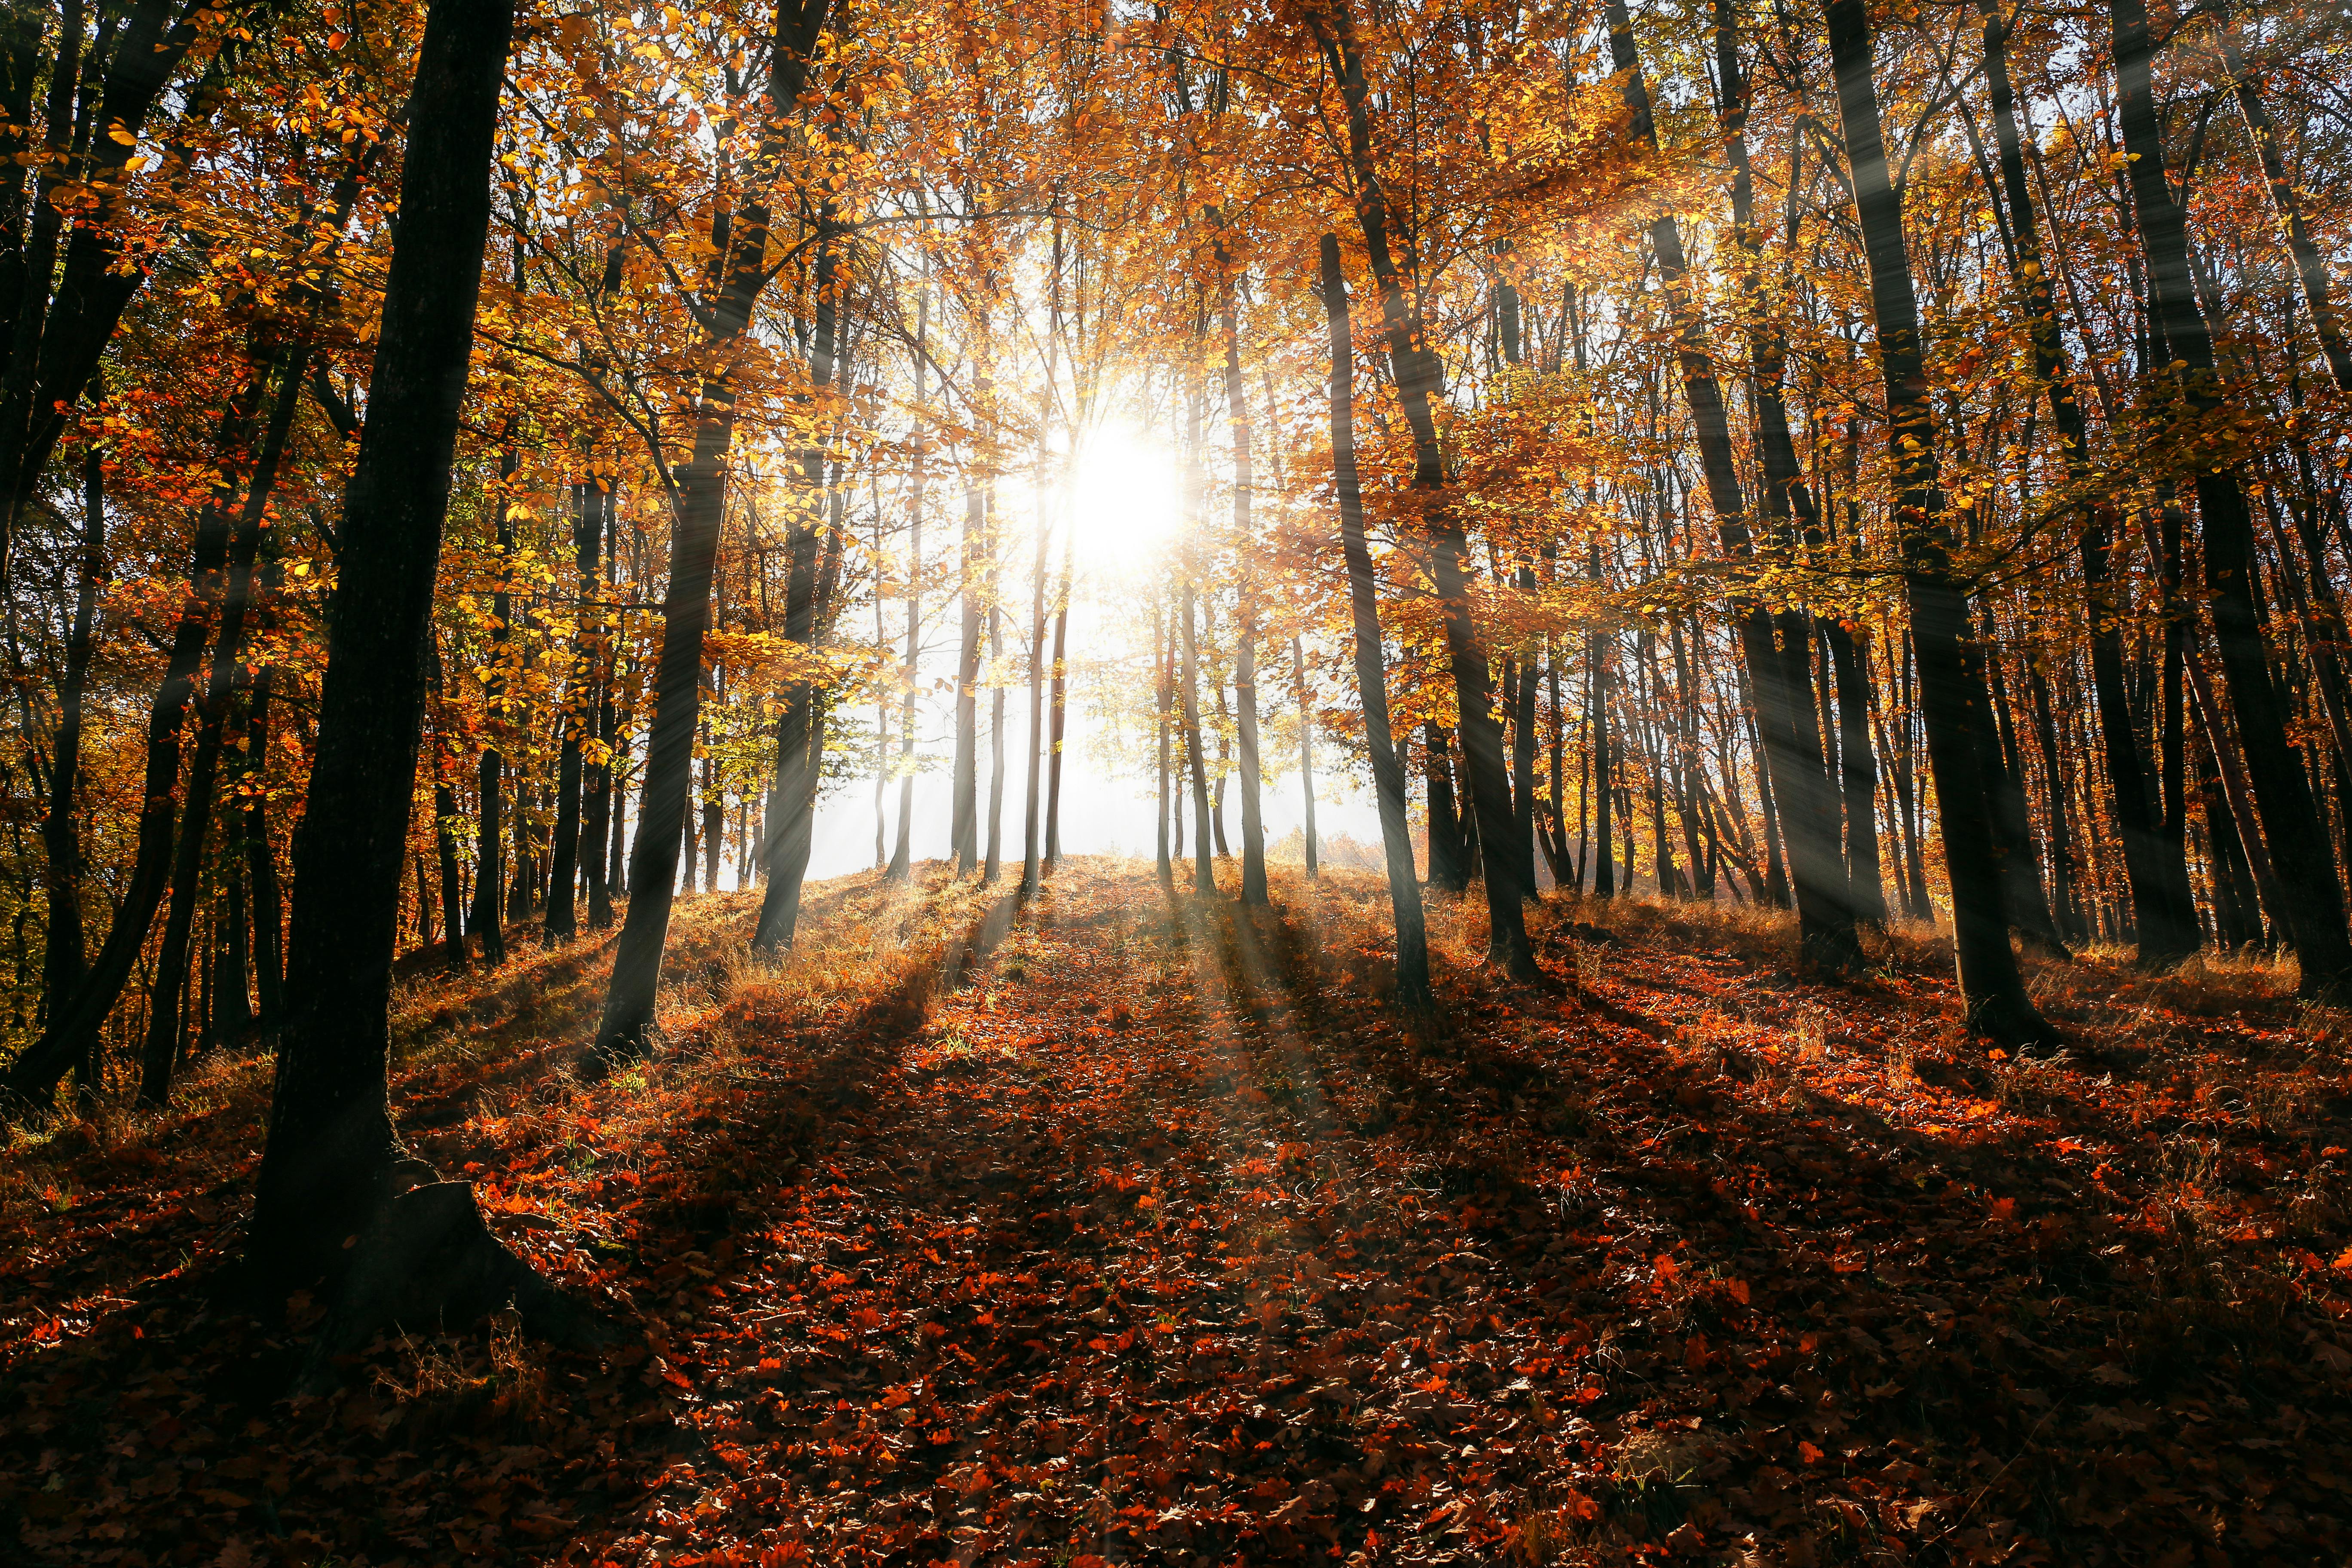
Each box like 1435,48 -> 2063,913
7,860 -> 2352,1565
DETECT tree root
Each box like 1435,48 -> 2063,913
298,1180 -> 622,1392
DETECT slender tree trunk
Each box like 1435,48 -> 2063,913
545,475 -> 601,942
1823,622 -> 1887,924
2112,0 -> 2351,991
1294,634 -> 1318,878
1222,298 -> 1268,904
1310,0 -> 1535,980
43,415 -> 103,1085
471,449 -> 517,966
1590,572 -> 1615,898
1179,582 -> 1215,895
1975,0 -> 2198,962
2025,657 -> 2084,942
1511,646 -> 1540,897
985,594 -> 1006,884
1045,521 -> 1072,869
753,220 -> 839,949
889,343 -> 923,881
952,456 -> 982,872
1317,233 -> 1430,1002
1663,0 -> 1859,963
1827,0 -> 2048,1039
1425,723 -> 1467,893
1156,597 -> 1173,882
248,0 -> 518,1292
595,0 -> 835,1061
1977,622 -> 2069,956
1020,470 -> 1048,894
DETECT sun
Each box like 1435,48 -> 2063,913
1066,421 -> 1182,579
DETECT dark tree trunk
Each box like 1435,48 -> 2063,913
2112,0 -> 2351,992
245,666 -> 285,1026
248,0 -> 524,1298
1828,0 -> 2048,1040
952,465 -> 982,872
1222,298 -> 1268,904
1510,649 -> 1540,898
1655,0 -> 1859,964
1425,723 -> 1467,893
1975,0 -> 2198,963
471,453 -> 516,965
1179,581 -> 1216,895
1590,570 -> 1615,898
755,219 -> 839,949
5,353 -> 270,1114
1309,0 -> 1535,980
545,476 -> 603,942
1317,233 -> 1430,1002
596,0 -> 835,1062
1978,625 -> 2069,957
1824,622 -> 1887,924
2026,659 -> 2086,943
140,330 -> 315,1106
43,415 -> 104,1090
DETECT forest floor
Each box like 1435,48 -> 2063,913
5,859 -> 2352,1568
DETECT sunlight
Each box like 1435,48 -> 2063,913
1066,421 -> 1182,579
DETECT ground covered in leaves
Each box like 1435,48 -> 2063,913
6,860 -> 2352,1567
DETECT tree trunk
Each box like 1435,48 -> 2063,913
545,475 -> 603,942
248,0 -> 528,1299
1020,466 -> 1048,894
1222,298 -> 1268,904
10,344 -> 272,1113
595,0 -> 835,1061
1827,0 -> 2048,1039
952,456 -> 983,873
1046,515 -> 1073,871
1294,634 -> 1318,878
43,412 -> 104,1095
1179,582 -> 1216,895
1425,723 -> 1467,893
754,219 -> 839,949
1975,0 -> 2198,963
471,450 -> 516,965
1317,233 -> 1430,1002
1823,621 -> 1887,924
1308,0 -> 1535,980
1653,0 -> 1859,964
985,594 -> 1006,883
888,292 -> 926,882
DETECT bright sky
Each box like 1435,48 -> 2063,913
780,418 -> 1387,883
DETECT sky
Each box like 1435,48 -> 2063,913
758,416 -> 1390,884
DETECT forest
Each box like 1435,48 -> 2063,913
5,0 -> 2352,1561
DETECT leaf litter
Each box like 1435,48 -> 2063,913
4,859 -> 2352,1566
